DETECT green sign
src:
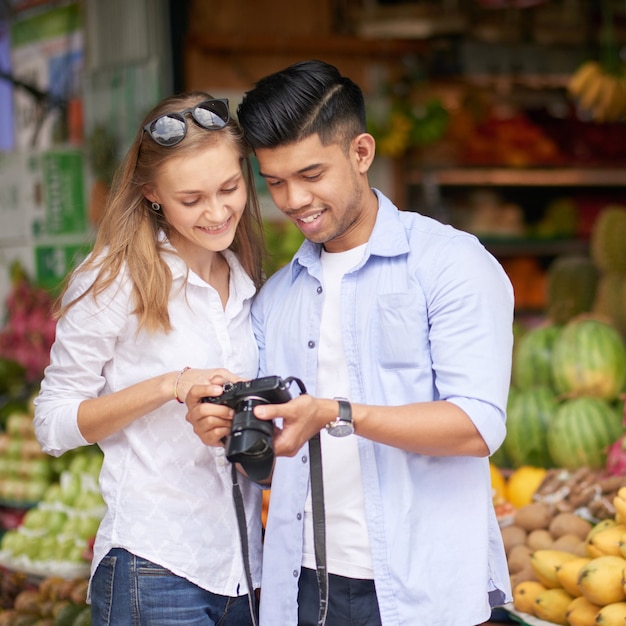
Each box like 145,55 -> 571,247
41,150 -> 87,236
35,243 -> 92,292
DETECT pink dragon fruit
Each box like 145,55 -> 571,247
0,262 -> 56,384
605,396 -> 626,476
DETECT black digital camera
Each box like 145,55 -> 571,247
201,375 -> 306,481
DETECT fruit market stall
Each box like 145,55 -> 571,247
488,254 -> 626,626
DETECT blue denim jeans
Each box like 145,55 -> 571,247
91,548 -> 256,626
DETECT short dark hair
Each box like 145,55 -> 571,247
237,60 -> 366,150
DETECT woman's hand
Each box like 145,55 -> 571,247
184,379 -> 235,447
174,368 -> 240,405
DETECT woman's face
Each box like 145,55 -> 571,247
145,138 -> 247,261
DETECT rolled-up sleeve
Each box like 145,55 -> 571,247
34,270 -> 130,456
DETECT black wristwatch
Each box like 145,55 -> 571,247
325,399 -> 354,437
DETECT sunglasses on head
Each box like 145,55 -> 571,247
142,98 -> 230,147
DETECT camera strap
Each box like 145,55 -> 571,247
231,463 -> 259,626
309,431 -> 329,626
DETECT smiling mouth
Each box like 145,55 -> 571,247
199,218 -> 230,232
297,211 -> 323,224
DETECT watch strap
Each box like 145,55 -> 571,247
337,399 -> 351,424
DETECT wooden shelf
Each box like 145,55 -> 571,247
408,168 -> 626,187
480,237 -> 588,258
186,32 -> 428,57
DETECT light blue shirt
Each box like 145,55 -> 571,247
254,190 -> 514,626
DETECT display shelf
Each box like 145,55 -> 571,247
407,167 -> 626,188
480,237 -> 588,258
404,166 -> 625,262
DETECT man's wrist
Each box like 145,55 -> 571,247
325,398 -> 354,437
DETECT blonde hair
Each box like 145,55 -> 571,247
57,92 -> 266,333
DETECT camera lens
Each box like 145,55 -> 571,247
225,398 -> 275,481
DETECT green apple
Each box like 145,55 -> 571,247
47,510 -> 69,535
23,478 -> 50,503
43,483 -> 62,503
7,531 -> 31,557
68,454 -> 90,475
59,472 -> 81,506
26,458 -> 53,482
22,508 -> 48,530
23,534 -> 43,560
54,535 -> 78,561
37,535 -> 58,561
66,543 -> 86,563
74,490 -> 105,511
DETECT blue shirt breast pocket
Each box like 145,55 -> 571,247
374,290 -> 430,370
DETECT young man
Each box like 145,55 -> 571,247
188,60 -> 514,626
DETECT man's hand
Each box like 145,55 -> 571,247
253,394 -> 338,456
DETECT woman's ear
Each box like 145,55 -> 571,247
143,185 -> 157,204
353,133 -> 376,173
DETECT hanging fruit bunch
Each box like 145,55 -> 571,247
567,0 -> 626,122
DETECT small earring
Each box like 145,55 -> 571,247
151,201 -> 161,212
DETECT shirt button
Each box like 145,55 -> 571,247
317,286 -> 323,294
293,570 -> 299,578
308,340 -> 315,348
297,513 -> 302,520
301,455 -> 308,464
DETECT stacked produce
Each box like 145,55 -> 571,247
504,315 -> 626,473
0,449 -> 104,580
508,487 -> 626,625
0,574 -> 90,625
0,409 -> 72,507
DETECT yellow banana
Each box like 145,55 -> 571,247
568,61 -> 602,98
593,74 -> 618,121
579,71 -> 609,115
613,494 -> 626,521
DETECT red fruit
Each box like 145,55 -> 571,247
606,433 -> 626,476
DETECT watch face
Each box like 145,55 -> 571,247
328,422 -> 354,437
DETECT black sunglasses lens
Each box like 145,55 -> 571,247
193,100 -> 229,129
148,114 -> 186,146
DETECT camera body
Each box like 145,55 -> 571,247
201,375 -> 294,481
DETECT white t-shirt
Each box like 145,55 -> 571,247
302,244 -> 373,579
34,244 -> 262,597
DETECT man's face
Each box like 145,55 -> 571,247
255,133 -> 376,252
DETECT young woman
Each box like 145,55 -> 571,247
34,92 -> 266,626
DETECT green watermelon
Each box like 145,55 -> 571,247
550,317 -> 626,400
547,396 -> 624,469
504,387 -> 559,468
512,324 -> 561,391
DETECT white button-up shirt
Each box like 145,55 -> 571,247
34,244 -> 262,597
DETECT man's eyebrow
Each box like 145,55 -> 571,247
259,163 -> 323,178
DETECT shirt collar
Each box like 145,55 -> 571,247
288,188 -> 410,282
